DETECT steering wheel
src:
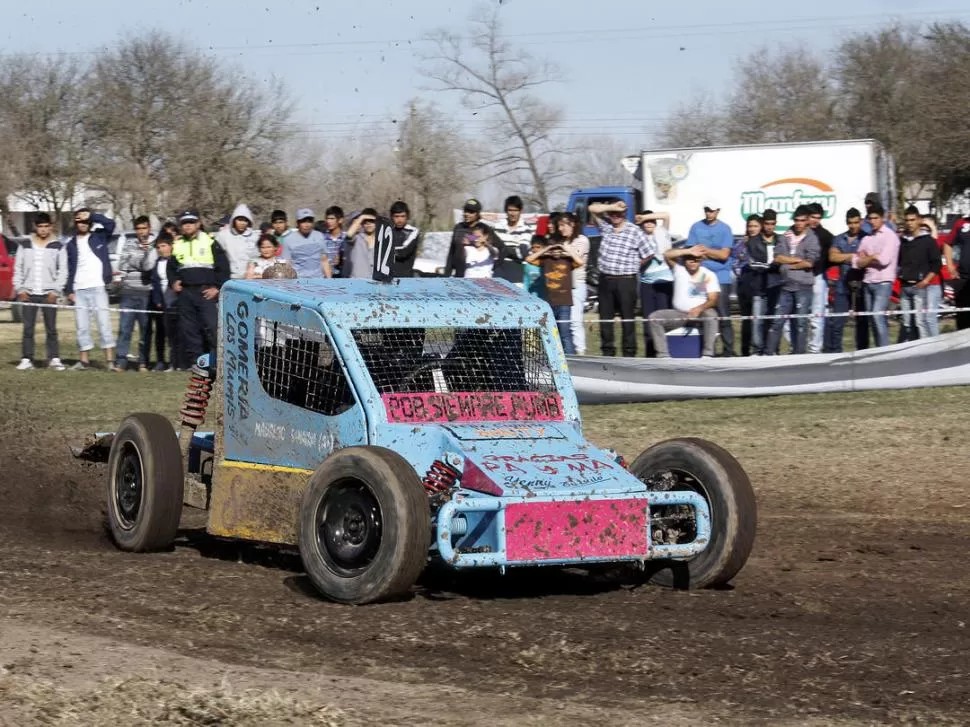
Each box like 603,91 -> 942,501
400,357 -> 471,391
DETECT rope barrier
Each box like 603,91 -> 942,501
6,301 -> 966,323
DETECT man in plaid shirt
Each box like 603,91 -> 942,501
589,199 -> 654,356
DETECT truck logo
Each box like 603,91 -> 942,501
740,178 -> 837,229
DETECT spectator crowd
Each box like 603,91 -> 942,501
9,190 -> 970,371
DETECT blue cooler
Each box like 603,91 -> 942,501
666,327 -> 702,358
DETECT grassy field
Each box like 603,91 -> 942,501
2,303 -> 968,507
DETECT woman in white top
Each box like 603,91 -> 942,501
637,211 -> 673,357
463,222 -> 500,279
554,213 -> 590,355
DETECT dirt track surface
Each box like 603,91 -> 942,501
2,386 -> 970,724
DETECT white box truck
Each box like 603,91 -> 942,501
620,138 -> 895,237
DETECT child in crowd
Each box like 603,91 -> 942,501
526,238 -> 584,354
247,233 -> 283,279
149,234 -> 179,371
463,222 -> 499,278
523,236 -> 546,298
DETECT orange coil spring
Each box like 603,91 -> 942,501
180,369 -> 213,427
422,460 -> 460,494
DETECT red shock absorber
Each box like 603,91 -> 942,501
180,363 -> 213,428
422,460 -> 460,494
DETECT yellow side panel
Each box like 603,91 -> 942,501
207,460 -> 313,546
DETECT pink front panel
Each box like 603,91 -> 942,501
505,498 -> 649,562
382,392 -> 564,424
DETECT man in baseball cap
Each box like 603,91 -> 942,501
169,207 -> 230,369
686,198 -> 736,355
443,197 -> 499,277
278,207 -> 332,279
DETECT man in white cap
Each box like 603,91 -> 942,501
279,208 -> 332,279
686,200 -> 736,355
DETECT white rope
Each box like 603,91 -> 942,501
9,301 -> 966,323
10,301 -> 164,315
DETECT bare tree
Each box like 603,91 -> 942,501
656,94 -> 727,148
86,33 -> 298,223
563,134 -> 636,187
913,22 -> 970,202
397,99 -> 471,229
723,48 -> 842,144
836,24 -> 926,202
0,56 -> 93,234
421,3 -> 565,210
292,126 -> 404,217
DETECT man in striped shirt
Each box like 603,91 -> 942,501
589,199 -> 654,357
492,195 -> 535,285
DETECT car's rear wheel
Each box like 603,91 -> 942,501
299,446 -> 430,605
106,413 -> 184,551
630,437 -> 757,589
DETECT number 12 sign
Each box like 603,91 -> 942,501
372,217 -> 394,282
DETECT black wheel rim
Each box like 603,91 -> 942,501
115,442 -> 144,529
316,480 -> 383,577
640,468 -> 710,547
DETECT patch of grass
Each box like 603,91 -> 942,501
0,674 -> 356,726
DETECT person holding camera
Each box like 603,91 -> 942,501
526,230 -> 585,355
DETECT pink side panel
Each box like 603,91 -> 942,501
505,499 -> 650,562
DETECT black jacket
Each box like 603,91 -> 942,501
391,224 -> 421,278
737,234 -> 771,297
897,233 -> 939,283
811,224 -> 834,276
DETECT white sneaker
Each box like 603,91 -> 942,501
48,357 -> 65,371
15,358 -> 34,370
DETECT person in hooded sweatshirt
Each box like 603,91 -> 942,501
217,204 -> 259,279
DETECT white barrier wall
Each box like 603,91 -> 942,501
567,331 -> 970,404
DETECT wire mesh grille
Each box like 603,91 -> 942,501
255,319 -> 355,416
352,327 -> 556,395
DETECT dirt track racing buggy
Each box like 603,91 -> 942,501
79,278 -> 757,604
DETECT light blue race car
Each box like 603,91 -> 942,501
84,278 -> 756,604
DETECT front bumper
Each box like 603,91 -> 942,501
436,490 -> 710,568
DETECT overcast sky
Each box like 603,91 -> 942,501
3,0 -> 969,156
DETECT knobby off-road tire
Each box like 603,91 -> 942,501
631,437 -> 757,589
299,446 -> 430,605
106,413 -> 184,552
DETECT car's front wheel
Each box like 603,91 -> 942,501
106,413 -> 184,551
631,437 -> 757,589
299,446 -> 430,605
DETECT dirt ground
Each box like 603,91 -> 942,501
1,312 -> 969,724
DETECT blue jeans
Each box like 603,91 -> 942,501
828,283 -> 869,352
924,283 -> 942,337
766,289 -> 812,354
865,282 -> 893,347
898,284 -> 929,342
809,273 -> 827,353
738,292 -> 766,355
553,305 -> 575,354
115,292 -> 150,365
